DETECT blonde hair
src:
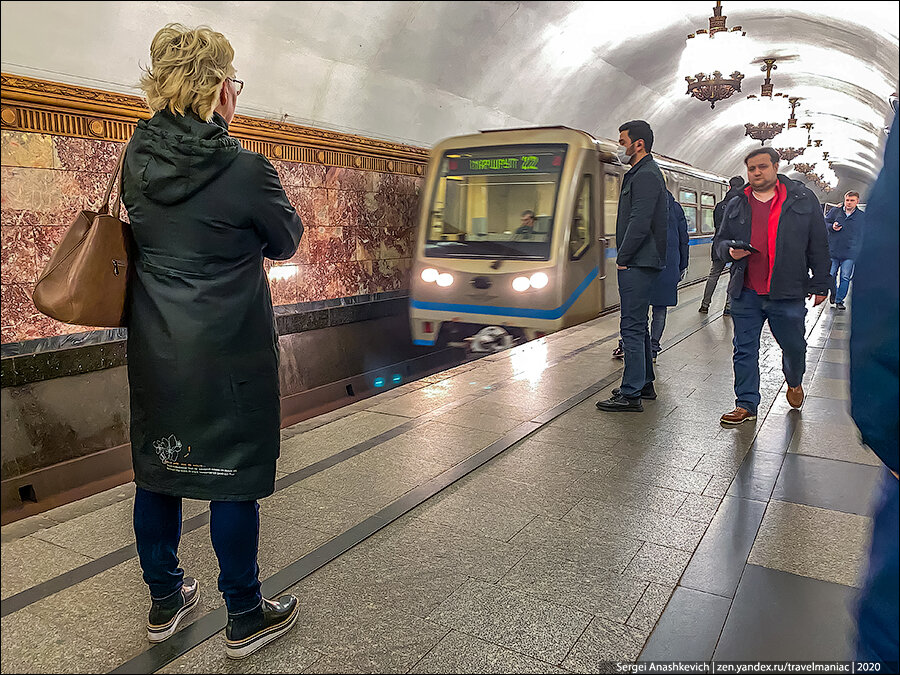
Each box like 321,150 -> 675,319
139,24 -> 235,121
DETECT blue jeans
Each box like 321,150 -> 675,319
650,305 -> 667,355
133,487 -> 263,615
731,288 -> 807,415
617,267 -> 659,398
830,258 -> 854,303
855,469 -> 899,669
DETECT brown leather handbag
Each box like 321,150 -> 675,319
33,143 -> 131,327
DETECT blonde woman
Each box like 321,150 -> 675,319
123,24 -> 303,659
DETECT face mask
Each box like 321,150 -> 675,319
616,143 -> 633,164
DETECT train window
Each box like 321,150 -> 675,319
701,208 -> 714,233
604,173 -> 619,236
679,189 -> 697,205
701,193 -> 716,207
569,175 -> 592,260
683,206 -> 698,234
425,144 -> 567,260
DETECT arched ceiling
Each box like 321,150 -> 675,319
2,1 -> 897,199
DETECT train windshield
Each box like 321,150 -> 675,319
425,144 -> 567,260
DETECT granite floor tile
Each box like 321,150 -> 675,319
565,473 -> 689,515
432,408 -> 525,434
412,489 -> 537,542
639,586 -> 731,661
428,579 -> 592,665
261,484 -> 377,535
773,453 -> 882,516
409,630 -> 567,674
702,474 -> 733,498
564,498 -> 708,552
507,516 -> 643,571
498,552 -> 648,622
748,500 -> 872,588
562,616 -> 649,672
714,564 -> 857,661
726,451 -> 785,502
807,375 -> 850,400
439,471 -> 583,519
679,495 -> 767,599
789,421 -> 880,466
674,494 -> 722,524
160,627 -> 322,673
475,454 -> 587,492
623,542 -> 692,585
358,517 -> 527,584
364,420 -> 502,470
1,535 -> 93,600
605,462 -> 712,495
525,424 -> 625,454
30,498 -> 137,560
626,582 -> 675,633
498,436 -> 623,473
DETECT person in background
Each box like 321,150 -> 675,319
515,210 -> 536,238
700,176 -> 744,315
596,120 -> 667,412
123,24 -> 303,659
825,190 -> 865,310
715,147 -> 831,426
850,112 -> 898,671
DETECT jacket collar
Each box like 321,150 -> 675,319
625,153 -> 654,175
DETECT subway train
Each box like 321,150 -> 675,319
409,126 -> 729,351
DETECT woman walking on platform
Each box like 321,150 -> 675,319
123,24 -> 303,659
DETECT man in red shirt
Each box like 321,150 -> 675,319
714,147 -> 832,425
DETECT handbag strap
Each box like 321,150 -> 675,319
98,141 -> 129,218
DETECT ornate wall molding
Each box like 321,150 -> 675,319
1,73 -> 427,176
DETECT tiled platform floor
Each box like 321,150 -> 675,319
1,283 -> 881,673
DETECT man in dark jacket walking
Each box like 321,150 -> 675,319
597,120 -> 667,412
717,147 -> 831,426
701,176 -> 744,314
648,189 -> 690,359
123,24 -> 303,659
825,190 -> 865,309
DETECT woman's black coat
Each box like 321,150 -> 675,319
122,110 -> 303,501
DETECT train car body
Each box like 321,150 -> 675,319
410,126 -> 728,350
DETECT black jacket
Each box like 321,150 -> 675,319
715,174 -> 831,301
824,206 -> 865,260
712,185 -> 744,261
615,154 -> 667,269
122,110 -> 303,501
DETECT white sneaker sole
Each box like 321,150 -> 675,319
225,603 -> 300,660
147,590 -> 200,643
720,415 -> 757,426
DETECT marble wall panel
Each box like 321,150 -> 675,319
2,131 -> 421,345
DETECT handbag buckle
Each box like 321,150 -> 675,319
112,259 -> 124,276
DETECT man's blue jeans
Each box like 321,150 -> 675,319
830,258 -> 854,303
133,487 -> 263,615
618,266 -> 659,398
731,288 -> 807,415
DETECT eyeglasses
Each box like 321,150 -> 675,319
227,78 -> 244,95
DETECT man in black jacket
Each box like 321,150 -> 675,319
716,147 -> 831,425
700,176 -> 744,314
597,120 -> 667,412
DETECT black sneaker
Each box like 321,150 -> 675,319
723,307 -> 731,316
698,306 -> 709,314
226,595 -> 300,660
836,302 -> 846,310
611,344 -> 625,359
147,577 -> 200,643
612,384 -> 657,400
596,393 -> 643,412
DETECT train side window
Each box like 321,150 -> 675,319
701,207 -> 714,233
679,189 -> 697,205
683,206 -> 698,234
604,173 -> 619,236
570,175 -> 592,260
700,193 -> 716,207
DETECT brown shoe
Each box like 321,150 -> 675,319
720,407 -> 757,426
786,385 -> 804,409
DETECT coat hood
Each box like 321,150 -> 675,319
128,110 -> 242,205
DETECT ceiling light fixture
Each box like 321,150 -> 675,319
683,1 -> 747,109
744,58 -> 786,145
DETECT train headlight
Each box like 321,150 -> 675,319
421,268 -> 439,283
436,273 -> 454,287
512,276 -> 531,292
530,272 -> 549,289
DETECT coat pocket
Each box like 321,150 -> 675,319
230,370 -> 280,414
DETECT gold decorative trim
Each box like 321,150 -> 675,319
1,73 -> 428,176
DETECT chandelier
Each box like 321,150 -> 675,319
775,97 -> 807,162
744,59 -> 787,144
793,162 -> 815,174
683,1 -> 748,109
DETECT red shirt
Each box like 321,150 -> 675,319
745,193 -> 773,294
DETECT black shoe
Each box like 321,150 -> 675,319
596,393 -> 643,412
723,307 -> 731,316
226,595 -> 300,660
611,344 -> 625,359
698,306 -> 709,314
829,297 -> 836,305
836,302 -> 846,310
147,577 -> 200,642
612,384 -> 657,400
